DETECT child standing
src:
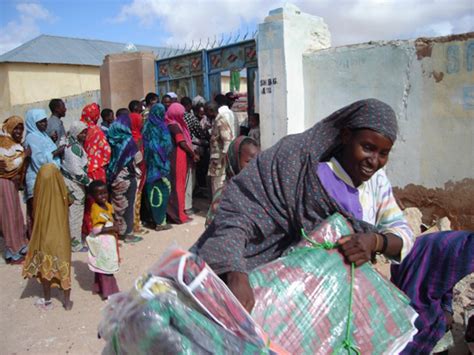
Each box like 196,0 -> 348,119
100,108 -> 115,135
86,180 -> 120,300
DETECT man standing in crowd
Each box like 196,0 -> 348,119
142,92 -> 159,120
100,108 -> 115,135
46,98 -> 67,146
167,92 -> 178,103
162,94 -> 172,111
208,100 -> 233,197
181,96 -> 208,214
215,94 -> 238,137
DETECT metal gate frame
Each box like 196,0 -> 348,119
155,39 -> 257,113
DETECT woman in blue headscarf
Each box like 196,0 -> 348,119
24,109 -> 65,229
142,103 -> 173,231
106,112 -> 142,243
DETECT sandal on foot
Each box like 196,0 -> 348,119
134,227 -> 149,235
155,224 -> 172,231
35,298 -> 54,311
124,235 -> 143,244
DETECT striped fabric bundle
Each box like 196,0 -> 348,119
250,213 -> 418,354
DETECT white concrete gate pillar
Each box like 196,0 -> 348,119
257,3 -> 331,149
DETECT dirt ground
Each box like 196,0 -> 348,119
1,200 -> 471,354
0,209 -> 206,355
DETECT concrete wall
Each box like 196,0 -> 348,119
258,4 -> 331,148
303,33 -> 474,189
0,64 -> 10,118
1,90 -> 101,131
302,33 -> 474,228
100,51 -> 156,112
0,62 -> 100,118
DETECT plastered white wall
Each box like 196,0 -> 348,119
302,35 -> 474,188
258,4 -> 330,148
1,90 -> 101,131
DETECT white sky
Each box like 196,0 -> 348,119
115,0 -> 473,46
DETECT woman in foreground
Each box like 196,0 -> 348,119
22,163 -> 73,310
193,99 -> 473,354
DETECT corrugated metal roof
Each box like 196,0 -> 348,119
0,35 -> 171,66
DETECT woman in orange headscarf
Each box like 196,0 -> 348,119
80,103 -> 111,236
80,103 -> 111,182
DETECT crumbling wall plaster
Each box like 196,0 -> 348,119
302,33 -> 474,192
394,179 -> 474,230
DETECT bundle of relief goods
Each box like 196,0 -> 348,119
99,248 -> 287,354
249,213 -> 418,354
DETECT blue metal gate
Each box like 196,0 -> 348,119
155,38 -> 257,114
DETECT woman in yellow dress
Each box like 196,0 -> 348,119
22,163 -> 73,310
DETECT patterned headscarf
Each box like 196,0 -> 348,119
2,116 -> 24,140
205,135 -> 259,228
165,103 -> 192,146
106,113 -> 138,182
0,116 -> 25,179
80,103 -> 111,181
1,116 -> 24,149
193,99 -> 398,274
80,103 -> 101,127
68,121 -> 88,140
225,136 -> 259,178
143,103 -> 173,184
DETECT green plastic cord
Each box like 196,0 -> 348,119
260,337 -> 271,354
301,228 -> 339,250
300,229 -> 360,355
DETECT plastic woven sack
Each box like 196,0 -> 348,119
99,247 -> 287,354
250,213 -> 418,354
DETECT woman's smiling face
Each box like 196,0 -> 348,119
11,123 -> 24,143
338,128 -> 393,187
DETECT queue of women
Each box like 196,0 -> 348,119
0,95 -> 472,353
0,91 -> 247,310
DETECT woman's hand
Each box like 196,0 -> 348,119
192,152 -> 200,163
101,224 -> 120,235
338,233 -> 377,267
226,271 -> 255,313
24,146 -> 32,157
52,145 -> 66,157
